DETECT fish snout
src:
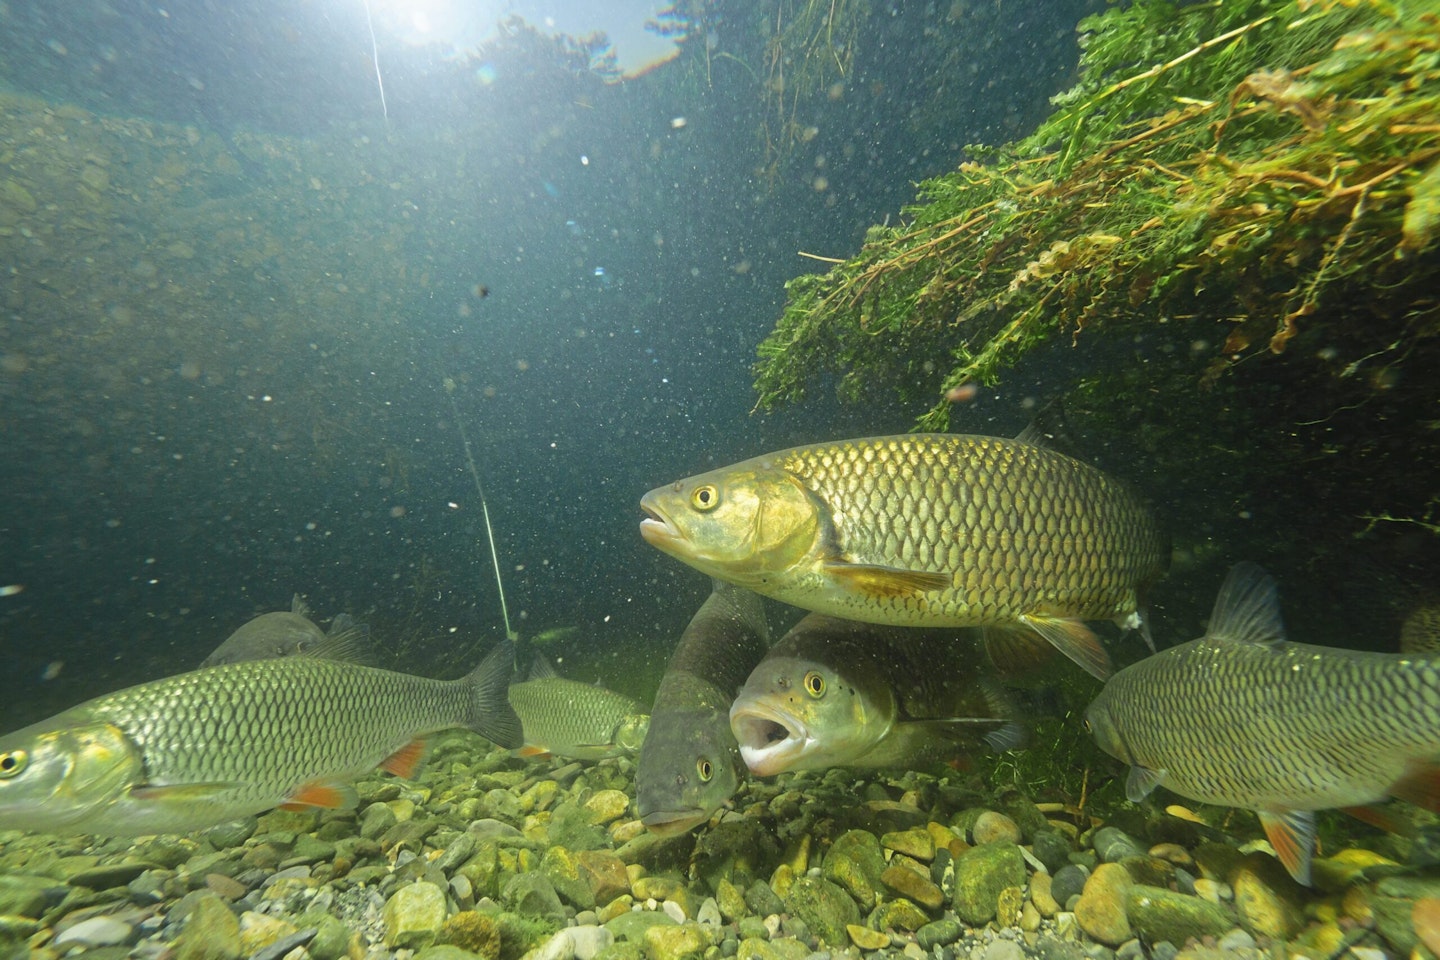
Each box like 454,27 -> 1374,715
639,492 -> 682,549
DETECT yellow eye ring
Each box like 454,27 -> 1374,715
690,484 -> 719,512
697,758 -> 713,782
803,671 -> 825,698
0,750 -> 28,779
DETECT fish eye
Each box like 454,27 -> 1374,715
0,751 -> 28,779
804,671 -> 825,698
696,758 -> 713,781
690,484 -> 719,512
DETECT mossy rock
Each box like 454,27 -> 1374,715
1126,884 -> 1234,945
952,843 -> 1025,925
782,876 -> 860,947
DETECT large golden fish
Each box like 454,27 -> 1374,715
640,433 -> 1167,679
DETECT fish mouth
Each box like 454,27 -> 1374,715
640,808 -> 708,837
639,493 -> 683,551
730,699 -> 810,778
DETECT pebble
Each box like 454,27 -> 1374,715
1092,828 -> 1145,864
51,916 -> 136,949
972,812 -> 1023,846
382,881 -> 447,949
1051,865 -> 1090,906
846,923 -> 890,950
916,918 -> 963,949
984,938 -> 1025,960
1031,871 -> 1060,918
204,873 -> 247,901
1074,863 -> 1133,946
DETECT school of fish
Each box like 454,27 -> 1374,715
3,419 -> 1435,893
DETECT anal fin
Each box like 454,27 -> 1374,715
1390,760 -> 1440,813
379,738 -> 428,779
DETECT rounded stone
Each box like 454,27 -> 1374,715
383,881 -> 448,950
847,924 -> 890,950
1125,884 -> 1234,945
1074,863 -> 1133,946
915,919 -> 962,949
972,812 -> 1023,846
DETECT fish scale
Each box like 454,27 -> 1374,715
774,436 -> 1164,624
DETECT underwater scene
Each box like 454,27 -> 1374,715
2,0 -> 1439,957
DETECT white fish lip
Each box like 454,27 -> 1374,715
730,698 -> 810,778
639,497 -> 682,549
641,808 -> 708,837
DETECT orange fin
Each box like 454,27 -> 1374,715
1258,809 -> 1316,886
1390,761 -> 1440,813
379,738 -> 428,779
1019,615 -> 1111,680
1412,898 -> 1440,957
823,562 -> 949,598
280,780 -> 359,811
517,745 -> 553,759
1340,803 -> 1415,837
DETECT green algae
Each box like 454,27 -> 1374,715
753,0 -> 1440,432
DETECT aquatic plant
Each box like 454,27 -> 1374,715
753,0 -> 1440,430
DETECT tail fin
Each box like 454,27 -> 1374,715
467,639 -> 523,748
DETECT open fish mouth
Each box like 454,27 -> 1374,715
640,808 -> 708,837
639,496 -> 682,549
730,700 -> 809,778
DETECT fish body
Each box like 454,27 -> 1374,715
635,580 -> 769,836
1085,562 -> 1440,884
201,594 -> 367,667
730,613 -> 1023,776
508,656 -> 650,760
640,434 -> 1167,679
0,642 -> 521,836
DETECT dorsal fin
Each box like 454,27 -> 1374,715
1207,562 -> 1286,646
301,619 -> 372,664
527,654 -> 560,681
1013,398 -> 1076,454
290,593 -> 312,620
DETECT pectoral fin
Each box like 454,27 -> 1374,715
1019,614 -> 1112,680
822,562 -> 950,598
1125,764 -> 1166,802
129,781 -> 246,803
1258,809 -> 1316,885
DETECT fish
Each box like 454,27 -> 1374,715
635,579 -> 770,837
1084,562 -> 1440,885
508,655 -> 650,761
0,640 -> 522,836
201,594 -> 368,668
640,432 -> 1168,680
729,613 -> 1026,776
